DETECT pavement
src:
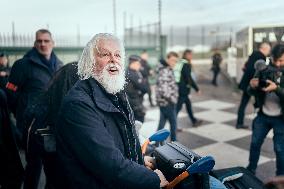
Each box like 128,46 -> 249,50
139,63 -> 276,183
33,62 -> 276,188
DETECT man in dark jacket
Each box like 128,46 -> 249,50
126,55 -> 148,123
56,33 -> 167,189
211,50 -> 223,86
236,42 -> 271,129
247,44 -> 284,176
6,29 -> 63,148
176,49 -> 202,127
140,50 -> 154,106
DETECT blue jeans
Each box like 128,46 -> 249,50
248,113 -> 284,175
209,176 -> 228,189
157,104 -> 177,141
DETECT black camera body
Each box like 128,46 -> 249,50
254,59 -> 282,89
258,66 -> 281,89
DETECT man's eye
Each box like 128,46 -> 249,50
115,54 -> 121,58
102,53 -> 109,57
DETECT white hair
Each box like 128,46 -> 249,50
77,33 -> 125,80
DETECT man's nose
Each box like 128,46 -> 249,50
40,41 -> 47,46
109,54 -> 116,63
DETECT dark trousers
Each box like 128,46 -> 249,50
236,91 -> 251,126
248,113 -> 284,175
24,134 -> 57,189
157,104 -> 177,141
147,87 -> 153,106
176,95 -> 197,124
212,70 -> 220,85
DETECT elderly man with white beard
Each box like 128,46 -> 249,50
55,33 -> 168,189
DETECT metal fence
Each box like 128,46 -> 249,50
0,33 -> 91,47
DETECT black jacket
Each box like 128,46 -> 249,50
248,67 -> 284,119
211,53 -> 222,72
126,69 -> 148,121
0,66 -> 10,89
0,89 -> 24,189
178,63 -> 199,96
140,59 -> 151,79
239,51 -> 266,91
56,78 -> 160,189
7,48 -> 62,142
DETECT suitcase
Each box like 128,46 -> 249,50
210,166 -> 266,189
153,141 -> 210,189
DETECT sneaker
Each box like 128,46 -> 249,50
192,119 -> 203,127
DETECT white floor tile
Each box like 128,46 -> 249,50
193,143 -> 271,169
193,100 -> 236,110
194,110 -> 237,123
187,123 -> 252,142
145,108 -> 160,121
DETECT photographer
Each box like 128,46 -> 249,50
247,44 -> 284,176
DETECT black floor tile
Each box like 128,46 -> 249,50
226,135 -> 275,159
177,131 -> 217,150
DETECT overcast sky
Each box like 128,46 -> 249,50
1,0 -> 284,38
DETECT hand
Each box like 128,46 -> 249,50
265,176 -> 284,189
154,169 -> 169,188
249,78 -> 259,89
0,71 -> 7,77
144,156 -> 155,170
262,80 -> 277,92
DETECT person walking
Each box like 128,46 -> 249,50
156,52 -> 179,141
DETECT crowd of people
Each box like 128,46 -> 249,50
0,29 -> 284,189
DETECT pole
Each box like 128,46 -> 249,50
123,11 -> 127,42
170,25 -> 173,47
113,0 -> 117,35
186,26 -> 190,48
201,26 -> 205,59
158,0 -> 163,58
77,24 -> 80,47
216,26 -> 219,49
12,21 -> 16,46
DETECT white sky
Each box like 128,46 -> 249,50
1,0 -> 284,38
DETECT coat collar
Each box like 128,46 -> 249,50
24,48 -> 62,73
87,78 -> 122,113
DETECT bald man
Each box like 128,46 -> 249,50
236,42 -> 271,129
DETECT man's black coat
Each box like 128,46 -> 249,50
56,78 -> 160,189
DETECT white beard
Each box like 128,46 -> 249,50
94,63 -> 126,94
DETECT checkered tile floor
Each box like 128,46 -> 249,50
139,99 -> 276,182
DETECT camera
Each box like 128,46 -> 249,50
254,60 -> 282,89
